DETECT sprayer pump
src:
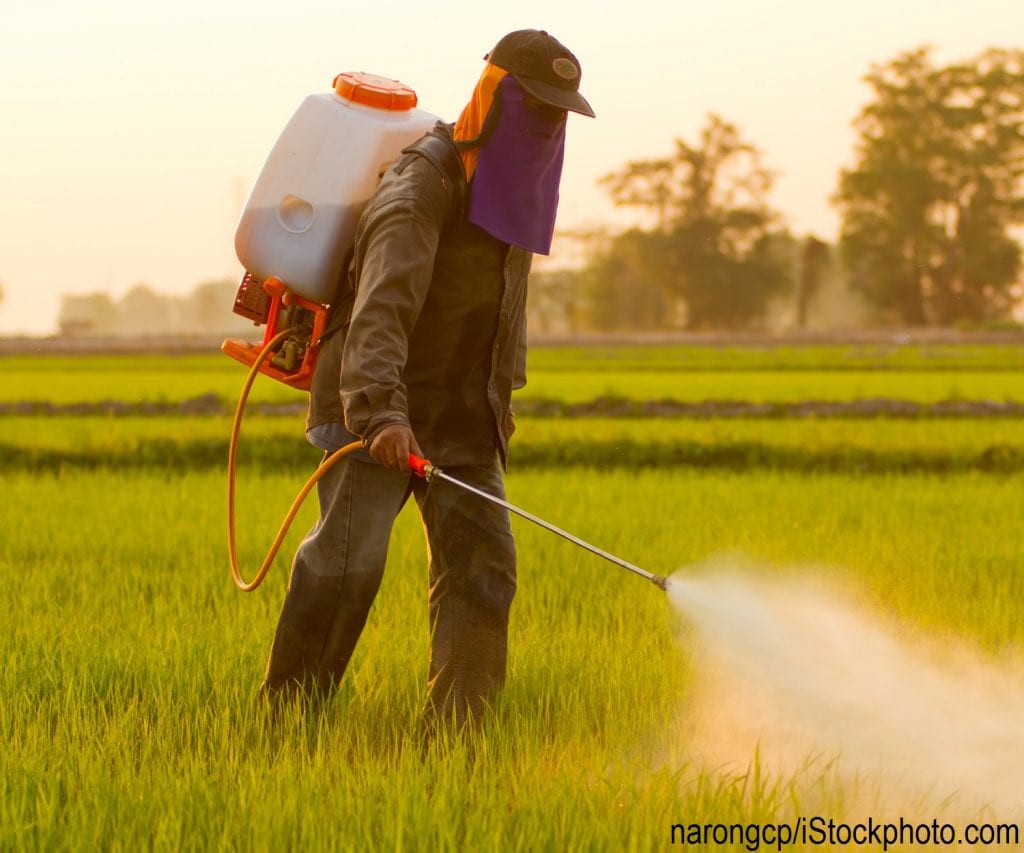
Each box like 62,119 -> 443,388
222,275 -> 328,390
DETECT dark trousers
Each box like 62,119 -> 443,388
262,456 -> 516,726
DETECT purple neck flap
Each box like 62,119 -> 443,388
467,76 -> 566,255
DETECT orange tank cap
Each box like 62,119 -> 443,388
332,72 -> 418,111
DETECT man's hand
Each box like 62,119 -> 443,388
368,424 -> 423,474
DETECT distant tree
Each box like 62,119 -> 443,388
599,114 -> 792,328
835,47 -> 1024,325
577,229 -> 679,331
120,283 -> 173,336
186,278 -> 239,334
797,236 -> 830,328
525,268 -> 583,335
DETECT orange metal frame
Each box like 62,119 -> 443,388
221,277 -> 328,392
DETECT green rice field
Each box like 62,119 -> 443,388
1,341 -> 1022,850
4,344 -> 1024,405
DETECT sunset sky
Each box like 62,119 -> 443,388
1,0 -> 1019,334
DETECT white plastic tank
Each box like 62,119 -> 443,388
235,72 -> 440,304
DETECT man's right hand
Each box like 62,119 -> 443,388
368,424 -> 423,475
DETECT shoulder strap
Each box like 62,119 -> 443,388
316,125 -> 466,347
394,122 -> 467,226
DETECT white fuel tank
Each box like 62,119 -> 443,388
235,72 -> 440,304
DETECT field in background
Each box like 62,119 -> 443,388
1,342 -> 1021,849
4,342 -> 1024,405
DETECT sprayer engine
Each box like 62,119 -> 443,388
221,274 -> 329,391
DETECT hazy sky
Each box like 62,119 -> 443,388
1,0 -> 1019,334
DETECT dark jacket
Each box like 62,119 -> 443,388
307,132 -> 531,468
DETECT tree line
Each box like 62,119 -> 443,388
57,279 -> 253,338
531,46 -> 1024,332
42,46 -> 1022,338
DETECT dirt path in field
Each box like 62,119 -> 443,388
3,395 -> 1023,418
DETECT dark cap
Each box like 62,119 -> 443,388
486,29 -> 595,118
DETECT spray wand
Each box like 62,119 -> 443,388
409,453 -> 670,591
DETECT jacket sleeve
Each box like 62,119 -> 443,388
340,159 -> 449,443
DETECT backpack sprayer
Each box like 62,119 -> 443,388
222,72 -> 439,390
224,73 -> 669,594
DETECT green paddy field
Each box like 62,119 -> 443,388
1,341 -> 1021,850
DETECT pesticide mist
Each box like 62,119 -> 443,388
667,559 -> 1024,819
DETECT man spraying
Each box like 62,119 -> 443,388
261,30 -> 595,727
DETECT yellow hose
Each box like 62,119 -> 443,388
227,329 -> 362,591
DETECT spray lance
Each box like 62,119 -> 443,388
408,453 -> 669,591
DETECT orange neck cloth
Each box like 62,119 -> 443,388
452,62 -> 509,181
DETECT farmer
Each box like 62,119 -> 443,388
260,30 -> 595,726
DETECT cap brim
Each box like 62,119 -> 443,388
514,75 -> 595,117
